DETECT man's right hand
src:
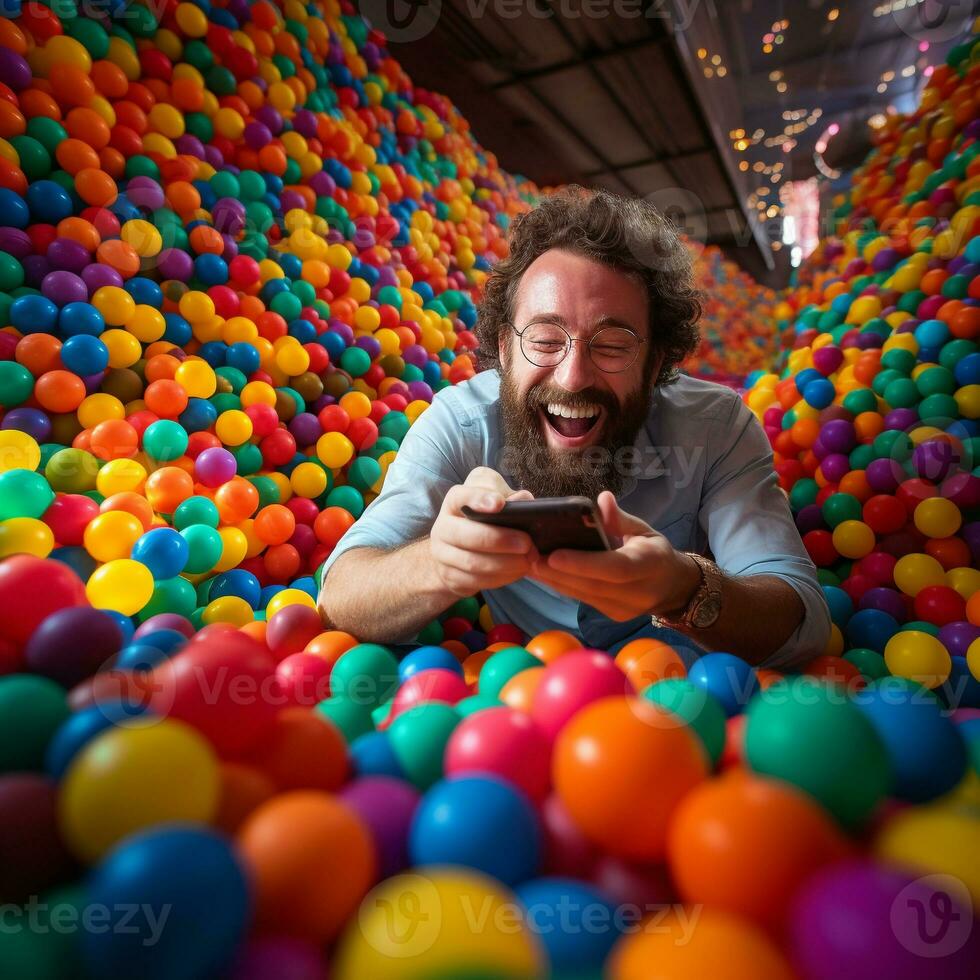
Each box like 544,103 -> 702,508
428,467 -> 537,598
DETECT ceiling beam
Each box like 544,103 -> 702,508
583,147 -> 714,179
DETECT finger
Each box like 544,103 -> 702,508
437,542 -> 533,580
443,515 -> 534,554
507,489 -> 534,501
545,547 -> 637,582
463,466 -> 513,495
446,484 -> 506,516
528,571 -> 640,620
529,561 -> 634,601
597,491 -> 622,540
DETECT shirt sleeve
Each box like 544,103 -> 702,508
318,391 -> 469,582
699,394 -> 831,670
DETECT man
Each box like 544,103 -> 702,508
318,189 -> 830,669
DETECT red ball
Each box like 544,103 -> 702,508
862,495 -> 907,535
246,403 -> 280,439
0,557 -> 88,648
43,494 -> 99,546
897,478 -> 939,516
260,428 -> 296,468
487,624 -> 526,646
913,585 -> 966,626
275,652 -> 333,707
803,529 -> 838,567
387,669 -> 469,721
266,604 -> 324,661
347,417 -> 378,451
318,404 -> 349,433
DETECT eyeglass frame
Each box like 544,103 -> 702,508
508,321 -> 647,374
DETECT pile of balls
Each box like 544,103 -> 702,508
683,243 -> 783,384
0,0 -> 978,977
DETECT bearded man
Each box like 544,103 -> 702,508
318,189 -> 830,668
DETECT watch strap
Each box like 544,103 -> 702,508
652,553 -> 722,630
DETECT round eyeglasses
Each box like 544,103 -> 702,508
511,322 -> 645,373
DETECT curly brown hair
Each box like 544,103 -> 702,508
476,187 -> 703,386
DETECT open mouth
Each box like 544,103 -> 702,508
540,401 -> 603,444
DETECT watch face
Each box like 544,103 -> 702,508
692,596 -> 722,628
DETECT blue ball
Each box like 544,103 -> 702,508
409,775 -> 541,887
209,568 -> 262,609
856,676 -> 968,802
26,180 -> 73,223
163,313 -> 192,346
61,334 -> 109,376
45,702 -> 154,779
10,293 -> 58,333
0,187 -> 29,227
59,302 -> 105,337
350,730 -> 404,778
399,645 -> 465,683
515,878 -> 621,975
914,319 -> 949,349
687,652 -> 759,717
803,377 -> 835,409
940,655 -> 980,709
179,397 -> 218,433
954,352 -> 980,387
101,608 -> 136,645
194,253 -> 228,286
226,342 -> 261,375
115,642 -> 172,673
131,527 -> 189,580
49,545 -> 97,582
125,276 -> 163,307
81,827 -> 250,980
822,585 -> 854,629
134,629 -> 188,656
846,608 -> 900,653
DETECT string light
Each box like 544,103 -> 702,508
827,7 -> 839,20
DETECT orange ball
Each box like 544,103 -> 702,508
100,492 -> 154,531
55,138 -> 100,174
553,696 -> 707,860
74,168 -> 117,207
498,666 -> 545,712
304,630 -> 358,664
89,419 -> 138,461
214,762 -> 277,835
144,466 -> 194,514
667,771 -> 850,928
16,333 -> 62,375
250,708 -> 349,793
144,379 -> 189,418
461,649 -> 492,685
608,907 -> 795,980
96,239 -> 140,277
64,107 -> 110,149
525,629 -> 581,663
49,64 -> 96,108
236,791 -> 376,944
215,477 -> 259,524
614,638 -> 686,691
254,503 -> 296,546
34,370 -> 86,413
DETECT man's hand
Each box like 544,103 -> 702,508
528,490 -> 701,622
428,467 -> 537,598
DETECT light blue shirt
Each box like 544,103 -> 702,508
320,370 -> 831,669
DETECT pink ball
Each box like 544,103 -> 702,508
387,668 -> 469,720
43,494 -> 99,546
531,650 -> 632,739
195,447 -> 237,488
276,653 -> 333,707
227,937 -> 325,980
265,604 -> 324,661
444,706 -> 551,802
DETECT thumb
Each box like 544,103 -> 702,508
507,489 -> 534,501
597,490 -> 653,542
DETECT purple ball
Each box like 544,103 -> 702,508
855,332 -> 884,350
938,621 -> 980,659
45,238 -> 90,273
308,171 -> 336,197
220,234 -> 239,260
0,227 -> 31,258
820,453 -> 850,483
0,48 -> 32,90
125,176 -> 165,212
789,861 -> 978,980
133,614 -> 195,641
82,263 -> 124,292
820,419 -> 856,454
354,336 -> 381,358
866,457 -> 905,493
407,381 -> 433,402
796,504 -> 824,535
204,144 -> 224,168
338,776 -> 420,879
963,522 -> 980,566
244,121 -> 272,149
174,135 -> 206,159
884,408 -> 918,431
41,270 -> 88,306
288,413 -> 322,446
871,247 -> 900,272
1,407 -> 52,442
914,440 -> 958,481
254,105 -> 283,134
213,198 -> 246,236
941,473 -> 980,509
859,587 -> 908,621
226,938 -> 325,980
403,344 -> 428,368
157,248 -> 194,281
24,607 -> 123,688
22,255 -> 50,288
292,109 -> 317,137
330,321 -> 354,345
195,447 -> 238,487
279,190 -> 306,214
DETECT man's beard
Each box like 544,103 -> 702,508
497,370 -> 653,500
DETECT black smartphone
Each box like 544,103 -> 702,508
461,496 -> 612,554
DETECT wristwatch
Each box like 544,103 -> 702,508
652,553 -> 724,630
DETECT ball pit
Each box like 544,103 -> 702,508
0,1 -> 978,977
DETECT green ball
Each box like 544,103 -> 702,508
173,496 -> 220,530
821,492 -> 862,529
346,456 -> 381,494
455,694 -> 502,717
329,643 -> 399,709
340,346 -> 371,377
316,696 -> 375,743
883,377 -> 921,409
364,436 -> 400,460
25,118 -> 67,157
0,361 -> 34,407
142,419 -> 188,462
378,411 -> 410,444
642,678 -> 727,767
0,469 -> 54,520
841,389 -> 877,415
325,484 -> 364,518
9,135 -> 51,181
446,596 -> 481,623
388,703 -> 461,790
138,577 -> 198,621
416,619 -> 444,645
248,475 -> 280,508
843,648 -> 890,681
44,448 -> 99,493
788,477 -> 819,512
0,675 -> 70,771
744,676 -> 890,828
478,647 -> 541,699
180,524 -> 224,574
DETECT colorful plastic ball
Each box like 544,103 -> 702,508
350,731 -> 403,780
388,668 -> 470,720
409,774 -> 541,887
883,629 -> 953,689
130,528 -> 189,581
0,467 -> 54,520
266,604 -> 324,660
387,703 -> 461,791
553,696 -> 707,860
687,652 -> 760,717
0,674 -> 71,771
444,705 -> 551,803
60,333 -> 108,375
85,558 -> 154,616
334,869 -> 544,980
179,524 -> 223,575
479,646 -> 542,699
0,555 -> 88,647
745,676 -> 889,828
24,605 -> 122,688
789,861 -> 979,980
81,827 -> 250,980
641,678 -> 727,766
398,645 -> 464,683
58,719 -> 219,863
329,643 -> 399,709
237,791 -> 376,944
316,696 -> 375,744
338,776 -> 420,881
142,419 -> 189,462
0,430 -> 42,473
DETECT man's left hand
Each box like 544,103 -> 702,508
528,491 -> 702,622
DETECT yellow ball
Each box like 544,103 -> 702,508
831,520 -> 875,559
215,410 -> 253,446
174,1 -> 208,36
213,526 -> 248,573
893,553 -> 946,596
955,383 -> 980,419
339,391 -> 371,420
86,558 -> 155,615
175,359 -> 217,399
77,393 -> 124,429
101,329 -> 142,368
265,587 -> 317,620
128,305 -> 166,343
213,107 -> 245,140
58,720 -> 219,864
946,566 -> 980,601
967,637 -> 980,682
0,517 -> 54,558
83,511 -> 143,563
92,285 -> 135,326
316,432 -> 354,470
178,290 -> 215,323
0,431 -> 41,473
240,380 -> 277,407
883,630 -> 952,690
203,595 -> 254,626
334,870 -> 543,980
275,343 -> 310,376
354,305 -> 381,332
95,458 -> 147,497
121,219 -> 164,257
290,461 -> 328,498
913,497 -> 962,539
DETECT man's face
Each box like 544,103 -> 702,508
497,248 -> 663,499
